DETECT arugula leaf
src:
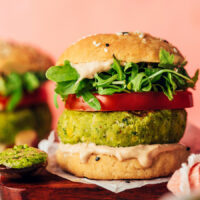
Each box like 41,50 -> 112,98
154,83 -> 170,99
177,66 -> 190,78
6,89 -> 22,111
124,62 -> 133,72
141,78 -> 152,92
94,74 -> 118,87
159,48 -> 175,68
112,80 -> 126,85
6,73 -> 22,94
124,62 -> 139,77
54,93 -> 59,109
130,63 -> 139,80
23,72 -> 40,91
46,49 -> 198,110
98,86 -> 126,95
55,79 -> 93,97
167,73 -> 177,92
189,69 -> 199,88
165,80 -> 173,100
55,81 -> 77,96
81,91 -> 101,110
148,69 -> 192,82
173,74 -> 187,88
127,73 -> 147,91
46,61 -> 79,82
145,68 -> 161,83
111,56 -> 125,80
75,79 -> 92,93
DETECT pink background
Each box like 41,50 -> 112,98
0,0 -> 199,130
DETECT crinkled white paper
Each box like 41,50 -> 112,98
38,131 -> 169,193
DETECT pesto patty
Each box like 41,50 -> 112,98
58,109 -> 187,147
0,104 -> 52,145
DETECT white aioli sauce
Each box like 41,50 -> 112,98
71,60 -> 113,79
58,143 -> 186,168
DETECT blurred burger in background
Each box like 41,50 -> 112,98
0,39 -> 53,151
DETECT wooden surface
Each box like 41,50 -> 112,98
0,170 -> 169,200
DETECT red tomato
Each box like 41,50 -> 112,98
0,96 -> 8,110
65,91 -> 193,111
19,86 -> 47,107
0,86 -> 47,110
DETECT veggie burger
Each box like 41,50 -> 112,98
0,40 -> 53,149
46,32 -> 198,179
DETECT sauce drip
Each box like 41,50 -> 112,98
71,60 -> 113,79
58,143 -> 186,168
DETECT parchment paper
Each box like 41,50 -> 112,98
38,131 -> 169,193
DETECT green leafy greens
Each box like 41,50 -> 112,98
46,49 -> 199,110
0,72 -> 46,111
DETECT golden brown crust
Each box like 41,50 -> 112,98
57,32 -> 184,65
0,40 -> 54,74
56,147 -> 189,180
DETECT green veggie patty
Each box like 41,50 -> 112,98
0,144 -> 47,169
58,109 -> 187,147
0,103 -> 52,145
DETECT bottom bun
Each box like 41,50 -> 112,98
56,146 -> 189,180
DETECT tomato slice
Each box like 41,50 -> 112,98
65,91 -> 193,111
19,86 -> 47,107
0,86 -> 47,111
0,96 -> 8,110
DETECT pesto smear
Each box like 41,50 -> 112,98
0,144 -> 47,169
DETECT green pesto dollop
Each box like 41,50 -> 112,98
0,144 -> 47,169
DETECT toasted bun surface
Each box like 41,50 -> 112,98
57,32 -> 184,65
0,40 -> 54,74
56,146 -> 189,180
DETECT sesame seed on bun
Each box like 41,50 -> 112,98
57,32 -> 184,65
